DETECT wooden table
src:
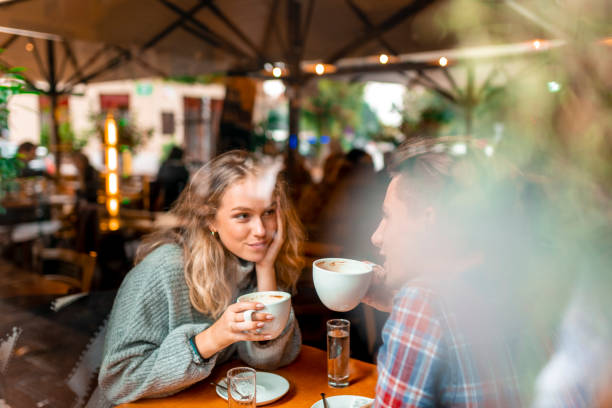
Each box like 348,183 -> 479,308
119,345 -> 378,407
0,260 -> 72,298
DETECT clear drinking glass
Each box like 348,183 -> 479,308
227,367 -> 256,407
327,318 -> 350,388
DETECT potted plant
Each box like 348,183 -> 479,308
0,55 -> 32,210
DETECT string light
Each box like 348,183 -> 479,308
104,112 -> 120,224
547,81 -> 561,93
107,173 -> 118,195
272,67 -> 282,78
107,197 -> 119,216
25,42 -> 34,52
379,54 -> 389,64
532,40 -> 542,50
438,57 -> 448,67
315,63 -> 325,75
109,218 -> 120,231
451,143 -> 467,156
105,116 -> 117,145
106,147 -> 118,171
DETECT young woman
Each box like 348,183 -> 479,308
98,150 -> 304,404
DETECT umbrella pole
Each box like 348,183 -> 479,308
46,39 -> 61,180
287,83 -> 301,180
286,0 -> 303,181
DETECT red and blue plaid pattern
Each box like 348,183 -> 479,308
374,285 -> 521,407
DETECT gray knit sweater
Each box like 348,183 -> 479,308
98,244 -> 302,404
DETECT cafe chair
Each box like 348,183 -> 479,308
39,248 -> 97,294
0,326 -> 22,400
0,326 -> 22,375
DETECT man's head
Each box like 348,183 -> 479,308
17,142 -> 36,162
168,146 -> 184,161
371,138 -> 514,285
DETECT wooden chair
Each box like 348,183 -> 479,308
0,327 -> 22,375
39,248 -> 96,293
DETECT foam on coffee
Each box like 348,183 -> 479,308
316,260 -> 369,274
241,293 -> 288,305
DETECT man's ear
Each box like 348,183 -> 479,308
424,206 -> 436,225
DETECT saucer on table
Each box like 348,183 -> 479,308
215,371 -> 290,406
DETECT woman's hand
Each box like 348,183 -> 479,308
194,301 -> 275,358
256,199 -> 284,291
361,263 -> 393,313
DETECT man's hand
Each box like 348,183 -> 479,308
362,263 -> 393,313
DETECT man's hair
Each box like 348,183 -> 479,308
390,137 -> 497,211
17,142 -> 36,154
167,146 -> 184,161
389,137 -> 531,254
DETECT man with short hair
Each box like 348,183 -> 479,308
364,139 -> 524,407
17,141 -> 48,178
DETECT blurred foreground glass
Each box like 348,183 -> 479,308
227,367 -> 256,407
327,319 -> 350,388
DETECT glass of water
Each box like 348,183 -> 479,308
227,367 -> 256,407
327,319 -> 350,388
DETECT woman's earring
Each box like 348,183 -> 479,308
211,230 -> 216,237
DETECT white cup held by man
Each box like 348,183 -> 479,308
313,258 -> 373,312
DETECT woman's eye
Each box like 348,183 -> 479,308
235,213 -> 250,220
264,209 -> 276,217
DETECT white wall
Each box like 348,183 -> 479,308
68,78 -> 225,175
7,93 -> 40,146
6,79 -> 225,174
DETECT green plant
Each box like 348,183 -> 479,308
160,140 -> 179,162
300,80 -> 368,143
0,60 -> 27,134
0,156 -> 22,211
1,51 -> 34,209
87,112 -> 153,152
40,121 -> 87,150
396,89 -> 459,139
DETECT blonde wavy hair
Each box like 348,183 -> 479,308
136,150 -> 305,318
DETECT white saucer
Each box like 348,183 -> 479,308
216,371 -> 290,406
310,395 -> 374,408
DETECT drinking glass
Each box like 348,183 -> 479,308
227,367 -> 256,407
327,319 -> 350,387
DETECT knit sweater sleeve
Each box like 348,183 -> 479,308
98,245 -> 226,404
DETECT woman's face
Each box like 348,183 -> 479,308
211,174 -> 278,263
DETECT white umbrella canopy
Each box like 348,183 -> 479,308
0,0 -> 560,90
0,0 -> 607,173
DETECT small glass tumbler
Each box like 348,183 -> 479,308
227,367 -> 256,407
327,319 -> 350,388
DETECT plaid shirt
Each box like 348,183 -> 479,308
374,285 -> 521,408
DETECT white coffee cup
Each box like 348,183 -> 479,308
313,258 -> 373,312
237,291 -> 291,339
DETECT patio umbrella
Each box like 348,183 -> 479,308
1,0 -> 597,165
